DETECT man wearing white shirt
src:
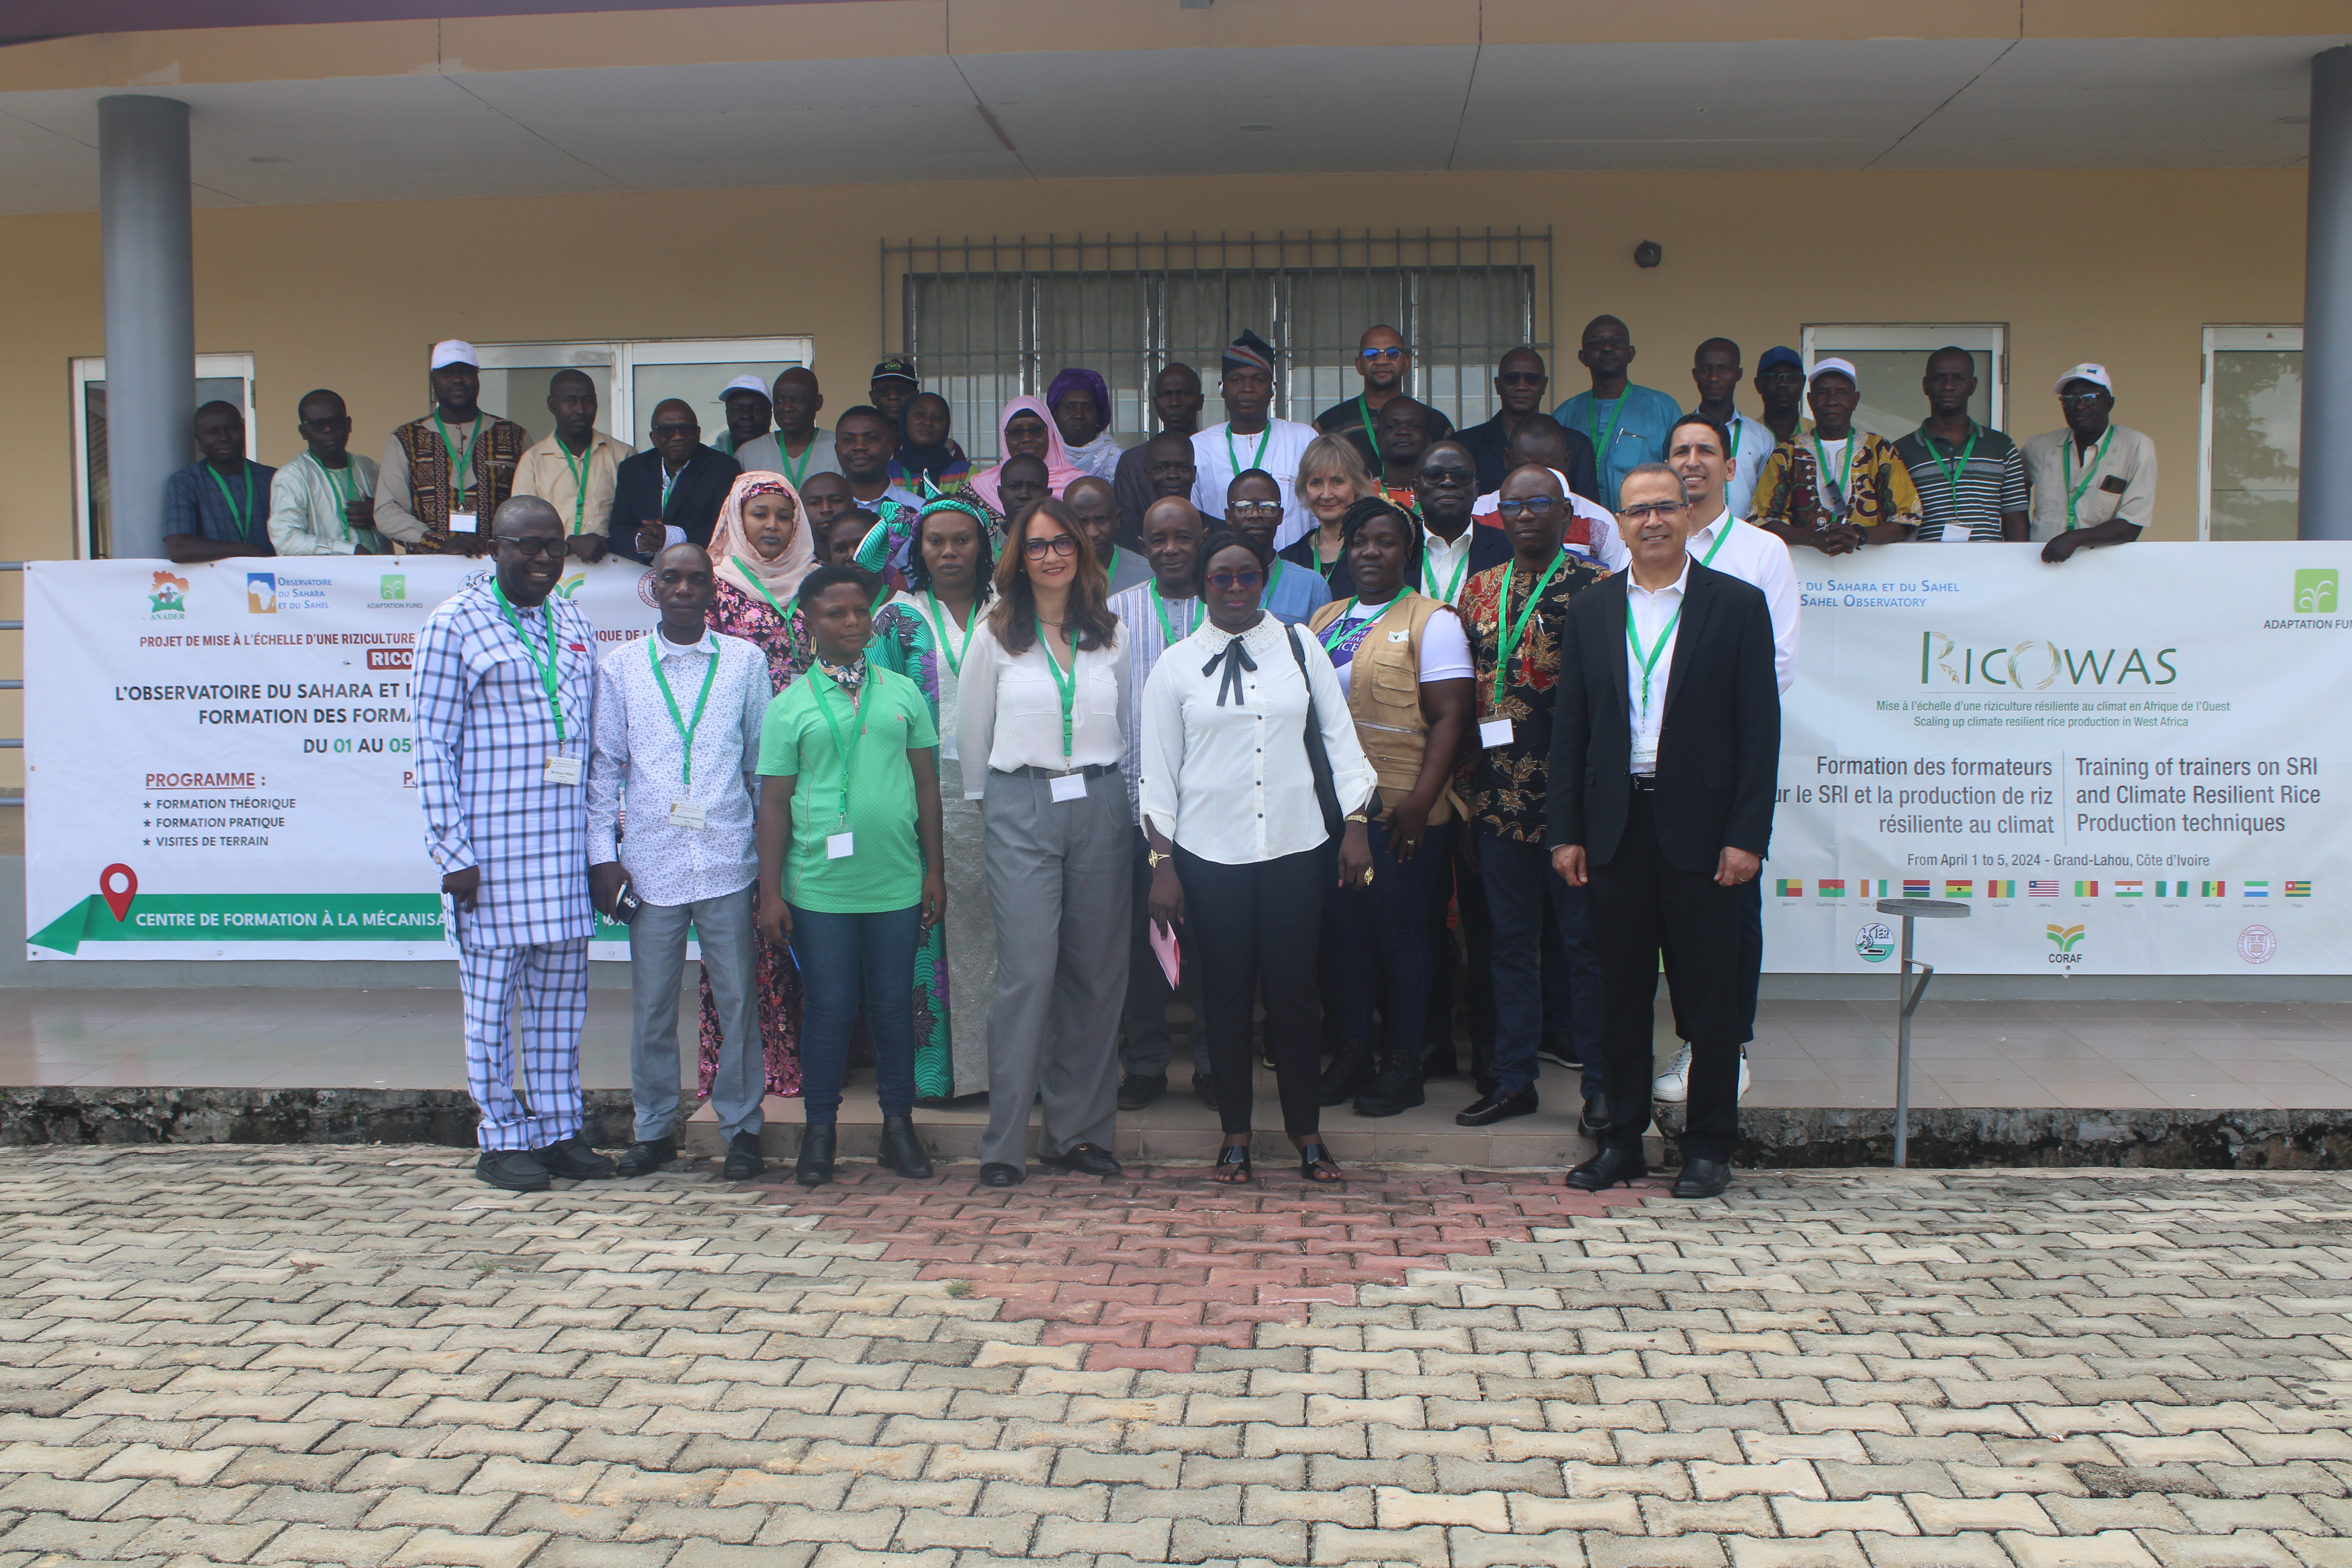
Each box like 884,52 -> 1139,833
1689,338 -> 1771,521
1191,329 -> 1319,549
511,370 -> 633,564
587,543 -> 775,1185
268,390 -> 382,555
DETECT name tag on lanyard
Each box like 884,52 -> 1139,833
668,799 -> 708,829
1479,718 -> 1514,748
448,512 -> 479,534
1049,771 -> 1088,804
543,755 -> 583,786
826,832 -> 855,860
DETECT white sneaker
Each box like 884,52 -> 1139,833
1653,1044 -> 1751,1105
1737,1050 -> 1751,1102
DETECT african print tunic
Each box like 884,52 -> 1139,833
1456,552 -> 1608,845
1750,430 -> 1925,536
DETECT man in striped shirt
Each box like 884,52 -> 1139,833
1893,348 -> 2028,543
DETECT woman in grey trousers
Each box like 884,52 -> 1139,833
955,497 -> 1133,1186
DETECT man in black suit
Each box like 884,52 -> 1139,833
1545,460 -> 1778,1199
1458,348 -> 1599,501
608,398 -> 742,563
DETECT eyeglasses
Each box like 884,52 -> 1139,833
1022,534 -> 1079,559
1227,501 -> 1283,517
495,535 -> 568,557
1619,501 -> 1689,523
1418,468 -> 1472,486
1207,569 -> 1265,591
1358,347 -> 1406,361
2058,391 -> 2109,406
1494,497 -> 1561,518
1495,372 -> 1545,387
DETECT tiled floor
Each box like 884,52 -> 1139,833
1,984 -> 2347,1111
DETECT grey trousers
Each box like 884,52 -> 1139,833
979,767 -> 1131,1168
629,884 -> 764,1144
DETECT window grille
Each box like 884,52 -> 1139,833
884,229 -> 1551,464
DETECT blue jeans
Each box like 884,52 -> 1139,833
1478,833 -> 1603,1098
790,904 -> 921,1123
1327,818 -> 1451,1048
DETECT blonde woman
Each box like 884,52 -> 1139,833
1278,434 -> 1375,590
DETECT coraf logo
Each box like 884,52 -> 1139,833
555,577 -> 588,599
148,571 -> 189,619
1921,633 -> 2176,690
2045,923 -> 2085,966
2296,569 -> 2338,615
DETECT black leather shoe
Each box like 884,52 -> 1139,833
1317,1037 -> 1375,1107
793,1124 -> 837,1188
1566,1146 -> 1649,1192
722,1131 -> 765,1181
613,1137 -> 676,1178
1352,1044 -> 1426,1119
1672,1157 -> 1733,1199
532,1137 -> 617,1181
878,1116 -> 934,1180
1455,1085 -> 1537,1127
1117,1073 -> 1167,1112
978,1162 -> 1024,1187
1192,1074 -> 1219,1110
1039,1141 -> 1122,1178
1578,1093 -> 1611,1140
477,1149 -> 551,1192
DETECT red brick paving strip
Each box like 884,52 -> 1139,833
745,1167 -> 1654,1370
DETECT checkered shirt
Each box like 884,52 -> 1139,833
414,576 -> 600,948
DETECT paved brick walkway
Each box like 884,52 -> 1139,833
3,1148 -> 2351,1568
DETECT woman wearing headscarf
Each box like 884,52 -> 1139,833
1047,367 -> 1122,481
965,396 -> 1087,528
891,392 -> 971,499
700,471 -> 818,1098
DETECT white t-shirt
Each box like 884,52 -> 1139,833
1319,600 -> 1472,697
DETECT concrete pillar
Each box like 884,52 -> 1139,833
2303,47 -> 2352,541
99,95 -> 194,560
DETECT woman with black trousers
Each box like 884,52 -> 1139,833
1138,530 -> 1376,1183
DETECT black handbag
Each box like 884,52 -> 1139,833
1284,625 -> 1348,845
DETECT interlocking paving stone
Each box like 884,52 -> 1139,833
0,1148 -> 2349,1566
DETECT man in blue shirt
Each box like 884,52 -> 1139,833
1551,315 -> 1682,508
162,401 -> 276,563
1225,468 -> 1329,626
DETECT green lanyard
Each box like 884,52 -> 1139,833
1149,581 -> 1187,649
918,592 -> 977,678
1691,519 -> 1733,570
203,463 -> 258,542
1423,533 -> 1470,603
1224,422 -> 1273,492
1101,544 -> 1120,583
2063,426 -> 2117,531
646,632 -> 720,791
660,460 -> 686,514
492,581 -> 567,741
1039,629 -> 1080,764
1625,592 -> 1684,717
1318,598 -> 1361,654
1356,398 -> 1383,478
558,437 -> 595,534
1917,422 -> 1981,519
1726,416 -> 1743,469
1586,395 -> 1627,466
317,456 -> 359,543
777,435 -> 813,490
809,662 -> 867,826
731,557 -> 790,623
433,410 -> 479,508
1490,552 -> 1567,709
1809,432 -> 1860,517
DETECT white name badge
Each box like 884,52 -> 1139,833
543,755 -> 583,785
448,511 -> 479,534
1049,771 -> 1089,804
826,832 -> 855,860
1479,718 -> 1514,748
1940,526 -> 1971,544
668,799 -> 708,830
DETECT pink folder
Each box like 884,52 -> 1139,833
1149,919 -> 1181,989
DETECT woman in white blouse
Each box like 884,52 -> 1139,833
957,497 -> 1132,1188
1139,530 -> 1376,1184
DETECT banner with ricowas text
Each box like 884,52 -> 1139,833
25,555 -> 662,960
1766,542 -> 2348,975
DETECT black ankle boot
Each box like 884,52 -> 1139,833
878,1115 -> 934,1180
793,1123 -> 837,1188
1352,1040 -> 1426,1118
1317,1037 -> 1375,1107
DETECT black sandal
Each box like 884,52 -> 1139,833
1209,1143 -> 1252,1183
1298,1142 -> 1343,1183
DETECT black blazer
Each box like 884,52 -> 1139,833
607,444 -> 743,562
1544,560 -> 1779,873
1435,521 -> 1513,589
1458,412 -> 1600,503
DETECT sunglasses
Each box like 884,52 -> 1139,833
496,535 -> 569,557
1207,569 -> 1265,591
2059,391 -> 2109,406
1494,497 -> 1561,519
1496,371 -> 1545,387
1358,347 -> 1406,361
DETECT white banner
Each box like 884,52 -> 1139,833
25,554 -> 661,960
1766,541 -> 2348,975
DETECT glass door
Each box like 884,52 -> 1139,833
2200,325 -> 2301,541
1798,325 -> 2007,438
472,342 -> 616,452
70,354 -> 258,559
473,337 -> 814,453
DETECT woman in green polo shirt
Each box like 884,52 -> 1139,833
755,564 -> 946,1188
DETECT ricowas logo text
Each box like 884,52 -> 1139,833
1922,633 -> 2176,689
2045,923 -> 2086,966
2297,569 -> 2338,614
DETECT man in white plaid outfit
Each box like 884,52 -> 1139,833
416,495 -> 618,1191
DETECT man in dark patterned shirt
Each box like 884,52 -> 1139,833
1454,465 -> 1608,1130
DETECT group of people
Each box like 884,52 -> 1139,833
380,316 -> 2157,1199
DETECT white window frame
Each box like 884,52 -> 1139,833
69,353 -> 258,560
1800,324 -> 2008,432
474,336 -> 814,442
2199,325 -> 2302,542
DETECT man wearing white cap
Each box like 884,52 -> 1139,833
715,375 -> 772,457
1749,358 -> 1923,554
511,369 -> 634,563
2022,364 -> 2155,564
376,341 -> 530,556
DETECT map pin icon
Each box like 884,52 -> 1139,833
99,864 -> 138,922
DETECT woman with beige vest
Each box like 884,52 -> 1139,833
1306,499 -> 1475,1116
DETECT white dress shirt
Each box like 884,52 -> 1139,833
1687,507 -> 1799,694
1190,417 -> 1321,550
1625,561 -> 1690,778
586,626 -> 773,907
1139,612 -> 1377,866
1419,524 -> 1478,605
955,617 -> 1130,795
1722,412 -> 1771,522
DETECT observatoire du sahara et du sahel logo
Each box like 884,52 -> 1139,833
246,573 -> 276,614
2296,569 -> 2338,615
147,570 -> 189,619
2045,923 -> 2086,966
1854,922 -> 1893,964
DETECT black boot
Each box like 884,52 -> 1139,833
878,1115 -> 934,1180
1352,1041 -> 1426,1118
793,1123 -> 837,1188
1317,1037 -> 1375,1107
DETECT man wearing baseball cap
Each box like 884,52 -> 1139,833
2022,364 -> 2155,564
376,340 -> 529,556
1749,358 -> 1922,554
715,375 -> 772,457
1751,347 -> 1810,452
869,357 -> 922,428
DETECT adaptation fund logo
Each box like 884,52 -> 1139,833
2296,569 -> 2338,615
147,570 -> 190,619
2045,922 -> 2086,966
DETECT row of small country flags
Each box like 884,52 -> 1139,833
1776,878 -> 2313,899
